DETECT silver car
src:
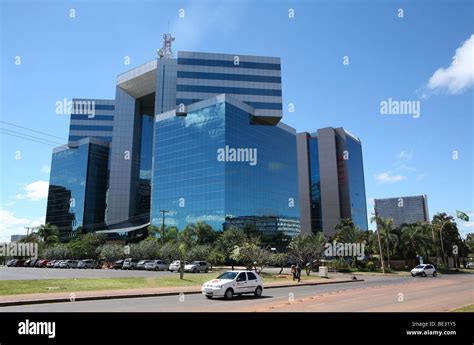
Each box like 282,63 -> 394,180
137,260 -> 152,270
53,260 -> 64,268
185,261 -> 209,273
122,258 -> 139,270
78,259 -> 99,269
145,260 -> 169,271
60,260 -> 78,269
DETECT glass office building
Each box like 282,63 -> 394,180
151,95 -> 300,236
374,195 -> 429,228
45,41 -> 367,241
45,138 -> 109,239
297,127 -> 368,237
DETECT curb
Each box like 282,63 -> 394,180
0,278 -> 364,307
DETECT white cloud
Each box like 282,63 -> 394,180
16,180 -> 49,201
397,150 -> 413,160
0,209 -> 30,242
375,171 -> 408,184
426,34 -> 474,95
40,165 -> 51,174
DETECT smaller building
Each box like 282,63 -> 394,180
297,127 -> 368,237
374,195 -> 429,228
45,137 -> 109,239
10,234 -> 26,242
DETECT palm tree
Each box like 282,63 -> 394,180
371,216 -> 398,268
400,223 -> 431,259
334,218 -> 364,267
432,213 -> 460,266
37,224 -> 60,246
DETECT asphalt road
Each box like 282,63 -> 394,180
2,273 -> 472,312
0,267 -> 175,280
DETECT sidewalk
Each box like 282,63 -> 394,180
0,277 -> 363,307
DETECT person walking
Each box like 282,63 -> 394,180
296,263 -> 302,282
291,264 -> 296,281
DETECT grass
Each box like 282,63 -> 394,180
0,272 -> 220,296
0,271 -> 322,296
451,304 -> 474,312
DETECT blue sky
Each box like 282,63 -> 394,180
1,0 -> 473,242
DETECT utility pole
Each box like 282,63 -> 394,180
160,210 -> 169,246
24,227 -> 38,240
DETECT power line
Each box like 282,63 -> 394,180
0,130 -> 59,147
0,128 -> 64,146
0,120 -> 67,141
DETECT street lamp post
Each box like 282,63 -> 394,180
159,210 -> 169,246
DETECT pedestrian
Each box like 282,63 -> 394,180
291,264 -> 296,281
296,263 -> 302,282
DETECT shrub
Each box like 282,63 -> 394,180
366,261 -> 375,271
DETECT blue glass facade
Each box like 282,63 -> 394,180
45,139 -> 109,238
151,100 -> 299,235
346,136 -> 369,230
308,137 -> 323,232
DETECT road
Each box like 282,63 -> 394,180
1,273 -> 472,312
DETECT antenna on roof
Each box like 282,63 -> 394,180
157,33 -> 175,59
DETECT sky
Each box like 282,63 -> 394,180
0,0 -> 473,242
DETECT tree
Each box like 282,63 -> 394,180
231,243 -> 271,273
147,225 -> 161,238
215,227 -> 247,270
288,232 -> 326,275
180,224 -> 197,246
432,213 -> 461,265
270,252 -> 289,274
373,217 -> 398,267
335,218 -> 365,267
68,233 -> 106,260
98,244 -> 125,263
206,248 -> 225,271
188,244 -> 211,262
37,224 -> 61,246
195,222 -> 216,244
400,223 -> 431,259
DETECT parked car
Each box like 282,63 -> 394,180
46,260 -> 57,268
11,259 -> 25,267
185,261 -> 209,273
169,260 -> 189,272
6,259 -> 17,267
201,270 -> 264,299
24,259 -> 31,267
145,260 -> 169,271
466,262 -> 474,269
113,260 -> 124,270
137,260 -> 152,270
78,259 -> 100,269
60,260 -> 78,269
122,258 -> 139,270
29,259 -> 39,267
36,259 -> 49,268
53,260 -> 63,268
411,264 -> 437,277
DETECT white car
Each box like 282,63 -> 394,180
411,264 -> 437,277
201,270 -> 264,299
169,260 -> 189,272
